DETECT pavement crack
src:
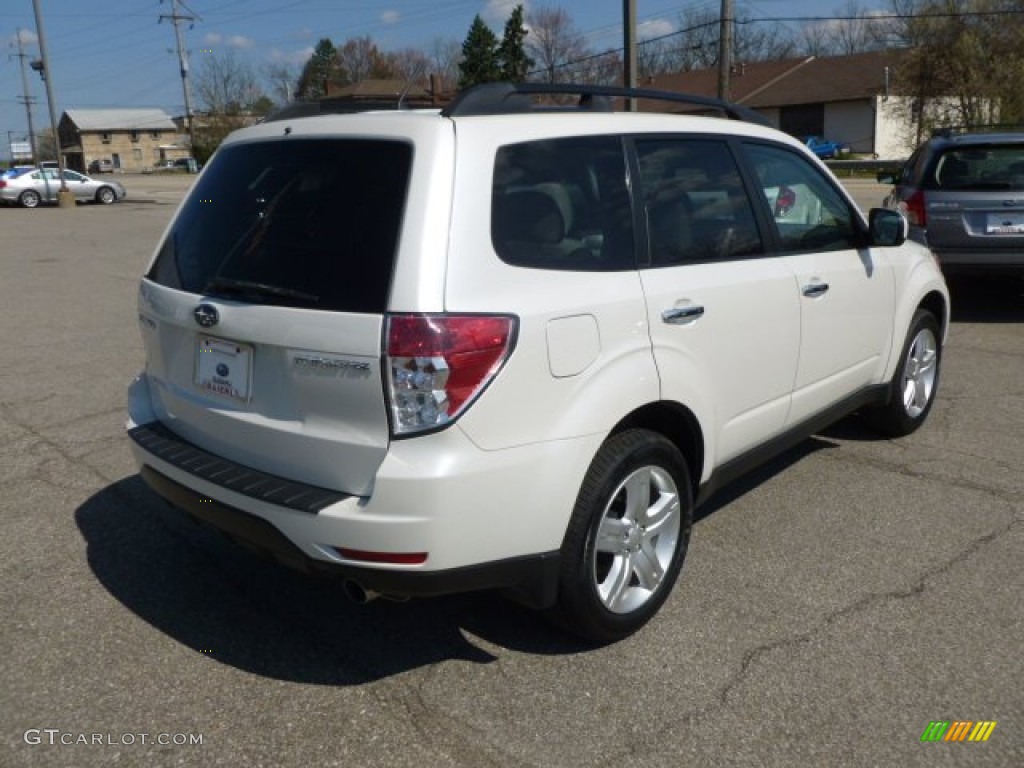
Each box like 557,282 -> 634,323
822,446 -> 1023,507
0,403 -> 128,490
716,512 -> 1018,709
595,512 -> 1019,768
394,670 -> 537,768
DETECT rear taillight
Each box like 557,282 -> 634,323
385,314 -> 516,436
900,190 -> 926,227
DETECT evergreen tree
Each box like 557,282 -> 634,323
458,15 -> 501,88
296,38 -> 339,99
498,4 -> 533,81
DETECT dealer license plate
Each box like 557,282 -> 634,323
195,336 -> 252,402
986,212 -> 1024,234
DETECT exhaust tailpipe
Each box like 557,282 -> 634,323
342,579 -> 380,604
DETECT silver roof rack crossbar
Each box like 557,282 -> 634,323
441,82 -> 770,125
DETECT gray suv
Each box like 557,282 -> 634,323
880,130 -> 1024,276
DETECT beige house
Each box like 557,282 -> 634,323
57,109 -> 189,173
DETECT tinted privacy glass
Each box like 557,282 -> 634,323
491,136 -> 634,271
148,139 -> 412,313
635,139 -> 762,265
744,142 -> 859,252
931,145 -> 1024,190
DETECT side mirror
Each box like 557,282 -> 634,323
868,208 -> 908,247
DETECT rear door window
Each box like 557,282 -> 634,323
491,136 -> 635,271
148,139 -> 412,313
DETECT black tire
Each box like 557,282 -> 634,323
19,190 -> 40,208
866,308 -> 941,437
550,429 -> 693,644
96,186 -> 115,205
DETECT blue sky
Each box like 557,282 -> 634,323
1,0 -> 857,161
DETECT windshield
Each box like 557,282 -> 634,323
148,138 -> 412,313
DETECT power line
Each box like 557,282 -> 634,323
532,8 -> 1023,77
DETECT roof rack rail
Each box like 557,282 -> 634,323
262,98 -> 421,123
441,82 -> 770,125
931,123 -> 1024,138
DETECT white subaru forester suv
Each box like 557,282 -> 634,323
128,83 -> 949,643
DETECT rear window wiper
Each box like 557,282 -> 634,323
203,277 -> 320,305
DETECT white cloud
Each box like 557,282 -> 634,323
202,32 -> 254,50
483,0 -> 526,27
638,18 -> 675,41
270,47 -> 314,65
381,10 -> 400,25
13,29 -> 38,46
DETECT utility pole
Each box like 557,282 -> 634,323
159,0 -> 199,154
13,29 -> 39,164
717,0 -> 733,101
623,0 -> 637,111
31,0 -> 73,206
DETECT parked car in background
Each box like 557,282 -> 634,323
172,157 -> 197,172
89,158 -> 115,174
804,136 -> 850,159
879,130 -> 1024,276
1,166 -> 35,180
0,168 -> 126,208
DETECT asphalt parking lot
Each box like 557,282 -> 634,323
1,174 -> 1021,767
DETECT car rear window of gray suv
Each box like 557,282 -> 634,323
148,139 -> 412,313
931,145 -> 1024,190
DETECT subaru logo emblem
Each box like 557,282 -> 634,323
216,363 -> 229,377
194,304 -> 219,328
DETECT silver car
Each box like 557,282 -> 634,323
0,167 -> 126,208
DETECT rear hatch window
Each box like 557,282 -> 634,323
931,145 -> 1024,191
148,138 -> 412,312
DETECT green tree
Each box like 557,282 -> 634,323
498,4 -> 533,81
888,0 -> 1024,136
296,38 -> 340,99
458,15 -> 501,88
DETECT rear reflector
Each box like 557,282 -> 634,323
334,547 -> 428,565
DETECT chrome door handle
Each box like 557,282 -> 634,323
802,282 -> 830,298
661,306 -> 705,324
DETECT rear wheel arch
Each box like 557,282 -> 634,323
610,401 -> 705,501
918,290 -> 948,339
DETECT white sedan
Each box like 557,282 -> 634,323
0,167 -> 126,208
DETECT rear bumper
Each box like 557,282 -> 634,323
137,462 -> 560,607
126,354 -> 602,608
932,253 -> 1024,276
915,233 -> 1024,275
